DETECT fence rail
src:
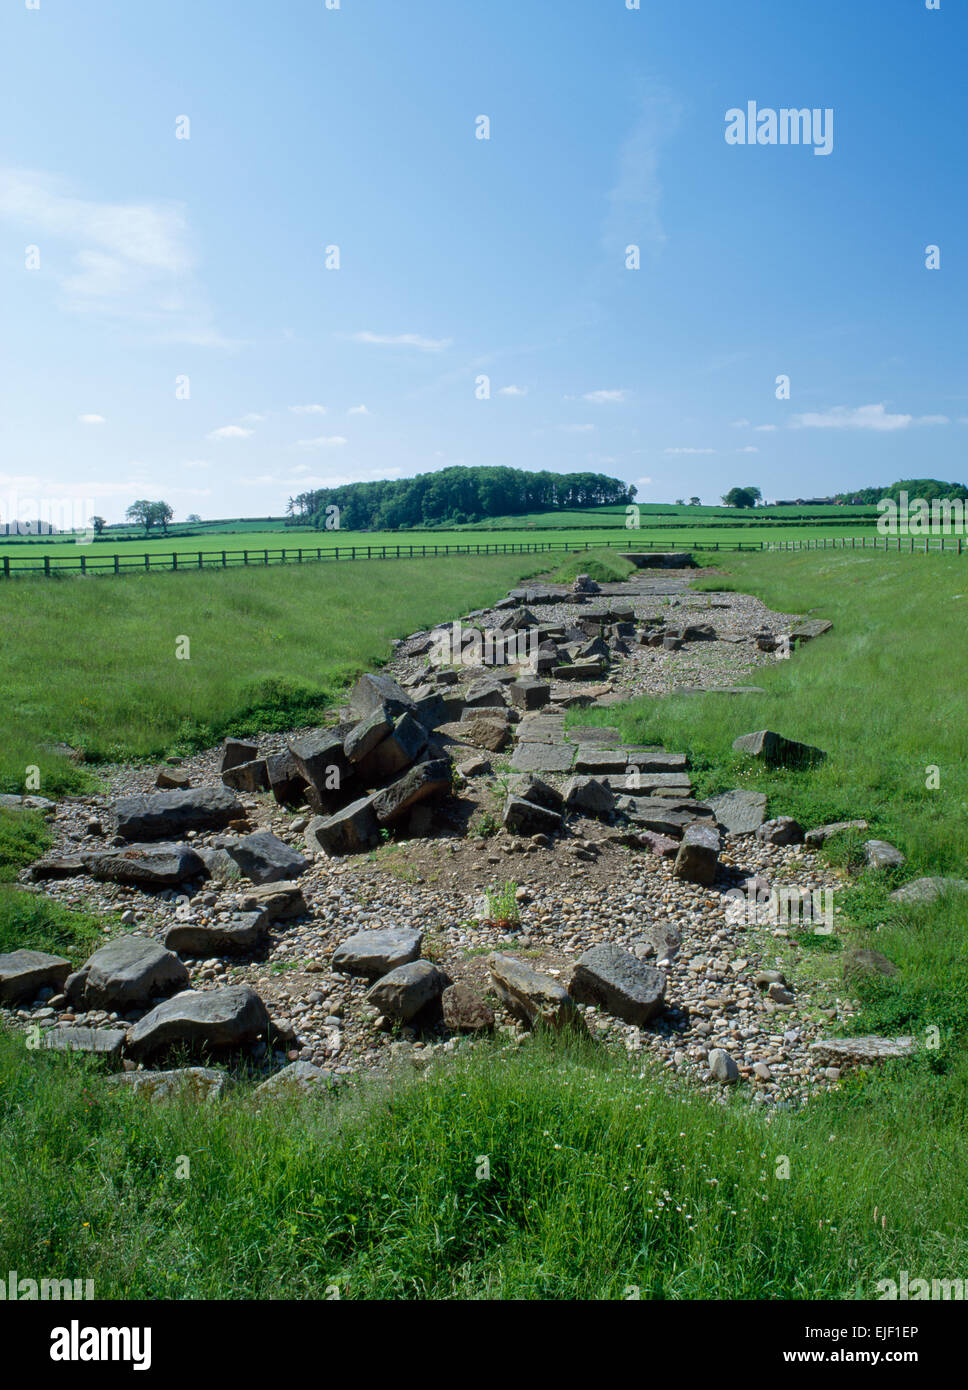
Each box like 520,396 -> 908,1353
0,532 -> 964,579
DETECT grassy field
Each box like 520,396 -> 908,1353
0,552 -> 550,794
2,545 -> 967,1298
0,524 -> 885,574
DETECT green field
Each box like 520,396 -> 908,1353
2,545 -> 967,1297
0,552 -> 549,792
0,523 -> 887,574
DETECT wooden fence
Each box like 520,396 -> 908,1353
0,532 -> 964,579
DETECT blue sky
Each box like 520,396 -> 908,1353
1,0 -> 964,525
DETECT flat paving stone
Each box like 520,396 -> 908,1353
510,742 -> 576,773
573,750 -> 628,775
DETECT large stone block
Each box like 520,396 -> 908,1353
0,949 -> 70,1004
732,729 -> 825,769
502,795 -> 563,837
331,928 -> 422,978
88,842 -> 207,888
487,953 -> 584,1032
369,758 -> 452,826
355,712 -> 427,784
569,944 -> 665,1025
220,759 -> 270,793
366,960 -> 448,1022
65,935 -> 189,1010
672,823 -> 721,886
125,986 -> 271,1059
112,787 -> 242,841
305,795 -> 380,856
349,672 -> 414,720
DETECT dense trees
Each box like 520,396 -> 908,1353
125,500 -> 174,536
288,466 -> 636,531
835,479 -> 968,505
721,487 -> 760,508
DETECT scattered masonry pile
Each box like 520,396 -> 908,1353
0,564 -> 933,1103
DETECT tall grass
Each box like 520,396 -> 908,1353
572,549 -> 968,873
0,554 -> 546,792
2,1029 -> 964,1300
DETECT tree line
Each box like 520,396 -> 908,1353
285,465 -> 636,530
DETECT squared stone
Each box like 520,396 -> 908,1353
510,742 -> 576,774
508,680 -> 551,711
573,749 -> 627,775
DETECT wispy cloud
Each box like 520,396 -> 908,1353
561,423 -> 595,433
290,404 -> 327,415
295,435 -> 348,449
754,424 -> 777,432
583,389 -> 626,404
78,414 -> 105,425
347,404 -> 370,414
792,403 -> 949,431
664,446 -> 716,455
602,88 -> 682,254
207,425 -> 253,441
351,331 -> 451,351
498,385 -> 527,397
730,419 -> 751,428
0,167 -> 234,347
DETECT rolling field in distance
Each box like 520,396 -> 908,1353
0,522 -> 885,570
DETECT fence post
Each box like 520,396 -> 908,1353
221,550 -> 226,567
80,554 -> 86,574
264,550 -> 268,565
2,556 -> 7,578
145,554 -> 150,571
244,550 -> 249,566
172,551 -> 177,571
114,554 -> 120,574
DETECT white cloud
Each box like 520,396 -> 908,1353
583,389 -> 626,404
78,413 -> 105,425
791,403 -> 949,431
289,404 -> 327,415
733,446 -> 759,453
498,385 -> 527,397
207,425 -> 253,440
561,423 -> 595,434
730,419 -> 750,428
754,424 -> 777,432
634,476 -> 653,487
0,167 -> 233,347
602,88 -> 681,254
296,435 -> 348,449
348,404 -> 370,414
241,412 -> 267,423
664,446 -> 716,455
351,331 -> 451,351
